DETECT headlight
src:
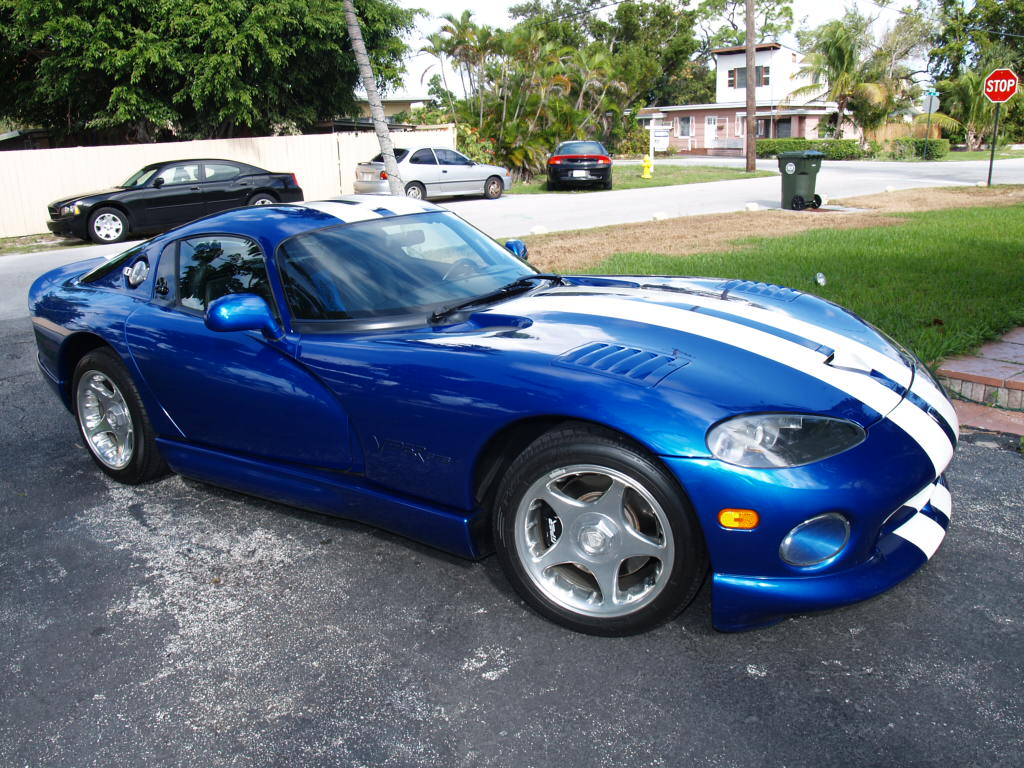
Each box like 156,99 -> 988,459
60,202 -> 81,216
707,413 -> 866,468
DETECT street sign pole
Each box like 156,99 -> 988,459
924,89 -> 937,160
988,101 -> 1001,187
982,68 -> 1019,186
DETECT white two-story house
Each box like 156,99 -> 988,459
638,43 -> 843,154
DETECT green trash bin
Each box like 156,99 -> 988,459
777,150 -> 824,210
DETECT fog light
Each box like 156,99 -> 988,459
780,513 -> 850,566
719,508 -> 760,529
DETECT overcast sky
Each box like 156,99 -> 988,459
389,0 -> 911,97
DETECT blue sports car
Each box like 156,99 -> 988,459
28,197 -> 957,635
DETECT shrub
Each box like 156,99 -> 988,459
755,138 -> 863,160
892,137 -> 950,160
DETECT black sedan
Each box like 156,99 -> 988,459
46,159 -> 304,243
546,141 -> 613,191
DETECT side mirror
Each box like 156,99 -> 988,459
153,177 -> 165,188
205,294 -> 283,341
504,239 -> 529,261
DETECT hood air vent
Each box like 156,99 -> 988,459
554,342 -> 688,386
722,280 -> 802,303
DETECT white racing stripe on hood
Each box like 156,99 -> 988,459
532,295 -> 954,474
910,373 -> 959,436
295,201 -> 384,223
639,284 -> 915,390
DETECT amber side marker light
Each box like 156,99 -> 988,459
719,508 -> 760,529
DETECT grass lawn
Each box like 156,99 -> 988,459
938,149 -> 1024,162
510,164 -> 774,194
586,205 -> 1024,365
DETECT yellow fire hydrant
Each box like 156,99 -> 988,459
642,154 -> 653,179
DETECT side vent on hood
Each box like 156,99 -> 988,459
554,342 -> 688,386
722,280 -> 802,303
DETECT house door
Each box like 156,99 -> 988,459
705,116 -> 718,148
777,118 -> 792,138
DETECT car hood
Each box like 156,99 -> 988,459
49,188 -> 125,207
433,275 -> 948,433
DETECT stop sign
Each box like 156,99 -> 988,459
984,68 -> 1019,103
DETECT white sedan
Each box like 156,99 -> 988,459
354,147 -> 512,200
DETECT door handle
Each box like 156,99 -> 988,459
189,186 -> 200,191
442,170 -> 448,173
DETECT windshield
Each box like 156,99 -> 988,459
277,211 -> 536,322
556,141 -> 607,155
121,165 -> 161,188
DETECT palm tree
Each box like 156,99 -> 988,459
341,0 -> 403,195
420,32 -> 458,123
788,21 -> 885,139
935,70 -> 996,151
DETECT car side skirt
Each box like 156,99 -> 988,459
156,438 -> 483,559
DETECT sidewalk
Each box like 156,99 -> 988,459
937,327 -> 1024,436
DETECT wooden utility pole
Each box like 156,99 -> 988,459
342,0 -> 404,196
744,0 -> 757,172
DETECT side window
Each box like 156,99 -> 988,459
436,149 -> 471,165
177,235 -> 270,313
203,163 -> 241,181
409,149 -> 437,165
156,163 -> 201,186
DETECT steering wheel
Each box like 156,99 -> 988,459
442,258 -> 480,281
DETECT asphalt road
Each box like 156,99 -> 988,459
2,162 -> 1022,766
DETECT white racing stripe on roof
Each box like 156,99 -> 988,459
527,296 -> 953,473
296,201 -> 384,223
893,512 -> 946,559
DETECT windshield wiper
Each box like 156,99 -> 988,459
429,274 -> 564,324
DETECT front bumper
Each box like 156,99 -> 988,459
711,477 -> 951,630
46,215 -> 88,239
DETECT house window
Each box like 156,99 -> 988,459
736,113 -> 744,136
727,66 -> 769,89
757,118 -> 771,138
675,116 -> 692,137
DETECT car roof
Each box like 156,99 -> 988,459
150,195 -> 446,246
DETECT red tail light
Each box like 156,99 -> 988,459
548,154 -> 611,165
380,170 -> 388,180
291,173 -> 299,186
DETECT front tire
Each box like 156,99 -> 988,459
73,349 -> 168,484
493,424 -> 707,636
484,176 -> 504,199
88,207 -> 128,244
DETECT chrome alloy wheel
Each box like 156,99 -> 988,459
76,370 -> 135,470
92,213 -> 124,241
252,197 -> 273,205
514,464 -> 675,618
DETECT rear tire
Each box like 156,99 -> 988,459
484,176 -> 504,199
248,193 -> 276,206
602,176 -> 613,190
73,349 -> 168,484
405,182 -> 426,200
88,207 -> 128,244
546,179 -> 560,191
493,423 -> 707,636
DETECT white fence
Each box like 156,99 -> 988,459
0,126 -> 456,238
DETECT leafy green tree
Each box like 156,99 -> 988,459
0,0 -> 415,144
696,0 -> 793,51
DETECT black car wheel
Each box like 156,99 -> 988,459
602,176 -> 613,190
73,349 -> 168,484
405,182 -> 426,200
248,193 -> 276,206
88,207 -> 128,244
484,176 -> 504,200
493,423 -> 707,636
546,179 -> 560,191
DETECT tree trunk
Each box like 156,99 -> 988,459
744,0 -> 757,172
342,0 -> 404,196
